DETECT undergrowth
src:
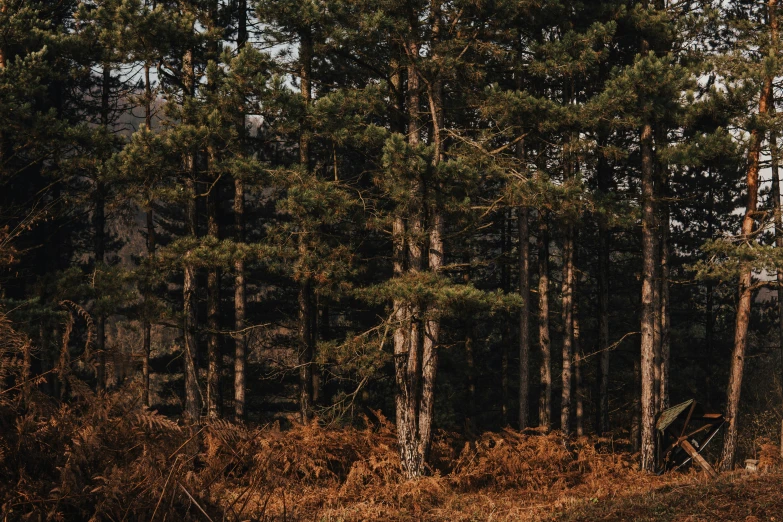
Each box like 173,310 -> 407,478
1,314 -> 779,521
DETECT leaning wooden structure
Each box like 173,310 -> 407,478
655,399 -> 725,478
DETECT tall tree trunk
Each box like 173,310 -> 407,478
721,0 -> 776,469
560,224 -> 574,434
420,4 -> 443,471
204,0 -> 221,420
233,0 -> 248,420
501,211 -> 510,425
639,121 -> 657,471
574,309 -> 583,437
597,141 -> 611,433
596,233 -> 610,433
95,64 -> 111,390
659,186 -> 671,411
538,211 -> 552,431
519,206 -> 530,429
206,186 -> 220,419
142,62 -> 154,408
298,28 -> 315,424
182,47 -> 200,423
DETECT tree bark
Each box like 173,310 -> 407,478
518,206 -> 530,429
560,224 -> 574,434
659,190 -> 670,411
574,298 -> 583,436
95,64 -> 111,390
298,28 -> 315,424
182,47 -> 200,423
597,147 -> 611,433
233,0 -> 248,420
640,121 -> 657,471
538,211 -> 552,431
419,4 -> 443,471
143,210 -> 154,407
142,62 -> 154,408
501,211 -> 510,425
206,184 -> 220,420
721,0 -> 776,469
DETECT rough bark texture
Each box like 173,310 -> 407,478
721,0 -> 775,469
395,2 -> 444,477
538,212 -> 552,431
518,206 -> 530,429
639,122 -> 657,471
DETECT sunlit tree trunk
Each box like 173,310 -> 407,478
639,121 -> 657,471
721,0 -> 776,469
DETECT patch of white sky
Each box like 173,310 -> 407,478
106,9 -> 296,133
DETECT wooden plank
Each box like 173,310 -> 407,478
680,439 -> 719,479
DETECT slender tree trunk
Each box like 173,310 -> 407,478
596,133 -> 611,434
233,0 -> 248,420
142,62 -> 154,408
206,186 -> 220,419
639,121 -> 657,471
721,0 -> 775,469
659,188 -> 671,410
298,28 -> 315,424
182,47 -> 200,423
597,207 -> 611,433
560,124 -> 576,434
143,210 -> 154,407
95,64 -> 111,390
501,211 -> 510,425
538,211 -> 552,431
395,25 -> 425,477
519,206 -> 530,429
420,7 -> 443,469
574,310 -> 583,437
560,224 -> 574,434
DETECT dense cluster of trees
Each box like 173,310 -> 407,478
3,0 -> 783,478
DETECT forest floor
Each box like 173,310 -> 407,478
252,467 -> 783,522
550,471 -> 783,521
